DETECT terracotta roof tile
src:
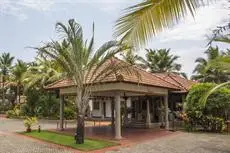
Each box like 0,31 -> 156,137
45,58 -> 192,91
154,73 -> 197,93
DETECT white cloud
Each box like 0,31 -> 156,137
18,0 -> 55,11
0,0 -> 56,20
155,0 -> 229,42
145,0 -> 230,77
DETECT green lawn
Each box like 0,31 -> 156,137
22,131 -> 117,151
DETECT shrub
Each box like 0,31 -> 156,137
64,107 -> 75,120
23,116 -> 37,132
6,106 -> 21,118
185,83 -> 230,132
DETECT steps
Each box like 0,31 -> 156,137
129,120 -> 146,128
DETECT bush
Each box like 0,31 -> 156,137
6,106 -> 21,118
185,83 -> 230,132
64,107 -> 75,120
20,88 -> 59,119
23,116 -> 38,132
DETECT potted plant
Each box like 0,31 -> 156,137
23,117 -> 37,132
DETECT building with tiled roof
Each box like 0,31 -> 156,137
48,58 -> 196,139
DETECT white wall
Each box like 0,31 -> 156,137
91,99 -> 112,118
90,97 -> 132,118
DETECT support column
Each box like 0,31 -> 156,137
152,100 -> 155,122
111,98 -> 115,129
100,101 -> 104,119
146,98 -> 151,128
115,93 -> 122,140
60,95 -> 64,131
135,100 -> 138,120
123,98 -> 128,126
164,95 -> 169,130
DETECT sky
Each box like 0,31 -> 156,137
0,0 -> 229,77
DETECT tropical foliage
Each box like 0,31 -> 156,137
138,48 -> 187,78
23,116 -> 37,132
35,19 -> 135,144
23,58 -> 63,89
200,22 -> 230,105
191,46 -> 230,83
114,0 -> 210,47
0,53 -> 15,105
185,83 -> 230,132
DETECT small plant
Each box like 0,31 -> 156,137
23,116 -> 37,132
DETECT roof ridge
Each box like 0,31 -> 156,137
45,78 -> 66,89
150,73 -> 182,89
126,63 -> 181,90
168,74 -> 188,91
112,58 -> 181,90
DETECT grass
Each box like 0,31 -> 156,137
21,130 -> 117,151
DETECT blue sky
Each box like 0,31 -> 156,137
0,0 -> 229,77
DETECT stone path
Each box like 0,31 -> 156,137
1,118 -> 230,153
107,132 -> 230,153
0,134 -> 73,153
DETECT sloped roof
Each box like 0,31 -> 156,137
154,73 -> 197,93
45,58 -> 195,92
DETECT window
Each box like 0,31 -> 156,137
93,101 -> 100,110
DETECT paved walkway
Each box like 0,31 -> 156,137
1,118 -> 230,153
0,118 -> 76,132
0,133 -> 73,153
107,132 -> 230,153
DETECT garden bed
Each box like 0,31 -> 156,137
20,130 -> 118,151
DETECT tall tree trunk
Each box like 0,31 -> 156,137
75,114 -> 85,144
17,85 -> 20,104
2,75 -> 5,105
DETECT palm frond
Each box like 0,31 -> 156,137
114,0 -> 205,47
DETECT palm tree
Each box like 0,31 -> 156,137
36,19 -> 135,144
201,55 -> 230,105
23,57 -> 63,90
114,0 -> 211,47
191,46 -> 230,83
142,48 -> 182,73
0,53 -> 14,104
120,45 -> 146,69
12,60 -> 27,103
201,24 -> 230,104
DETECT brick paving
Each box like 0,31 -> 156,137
106,132 -> 230,153
1,118 -> 230,153
0,134 -> 73,153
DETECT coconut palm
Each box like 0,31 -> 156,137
120,46 -> 146,69
12,60 -> 28,103
36,19 -> 136,144
0,52 -> 14,104
201,23 -> 230,104
191,46 -> 230,83
142,48 -> 181,72
23,57 -> 63,90
208,23 -> 230,45
201,56 -> 230,105
114,0 -> 212,47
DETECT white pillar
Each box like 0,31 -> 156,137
100,101 -> 104,119
164,95 -> 169,130
60,95 -> 64,131
152,100 -> 155,122
146,99 -> 151,128
115,93 -> 122,139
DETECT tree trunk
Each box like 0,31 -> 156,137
2,76 -> 5,105
17,85 -> 20,104
75,114 -> 85,144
